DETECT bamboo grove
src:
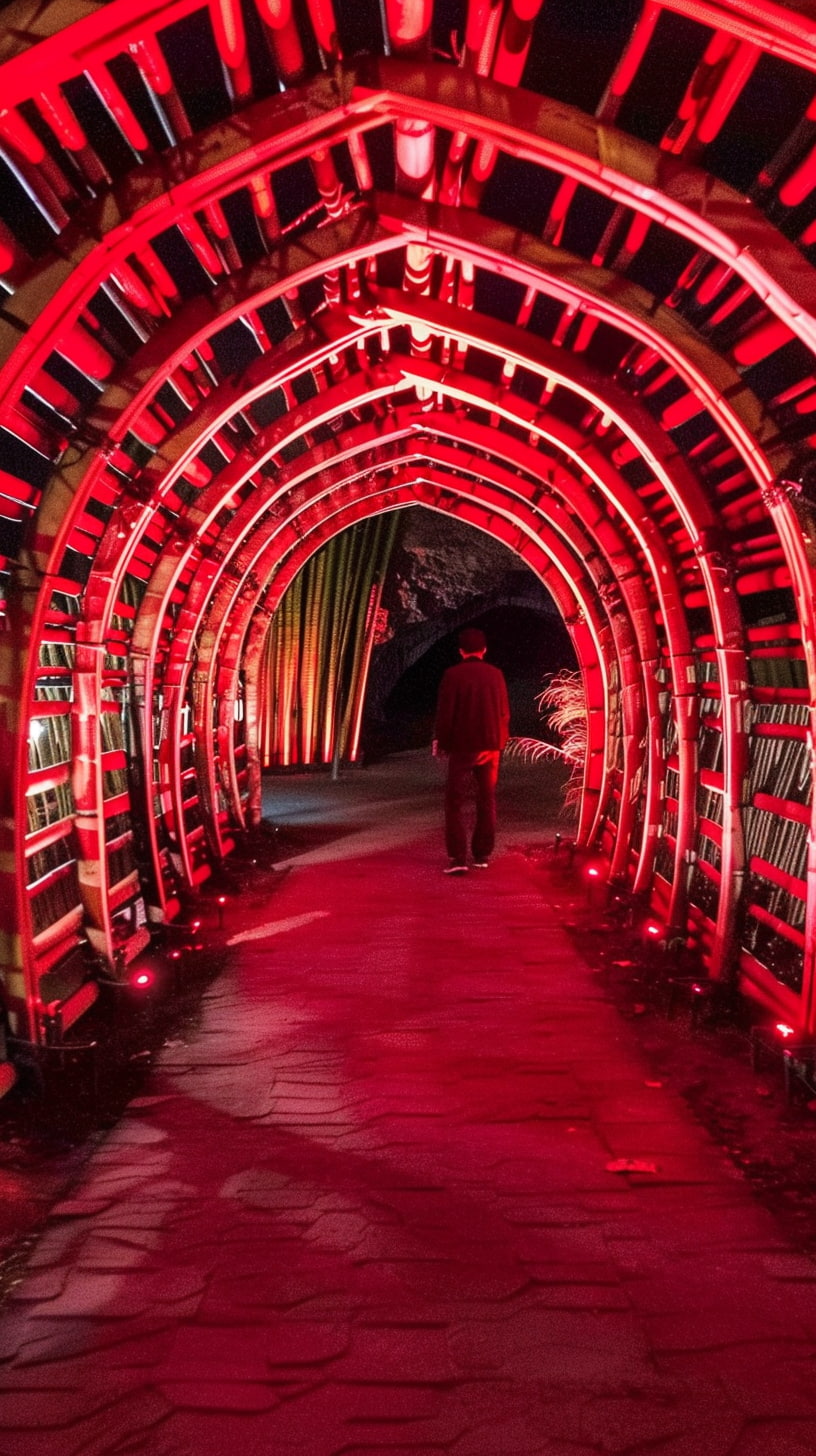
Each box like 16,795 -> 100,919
258,516 -> 399,768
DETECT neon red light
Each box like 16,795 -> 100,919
587,866 -> 600,878
210,0 -> 247,68
732,317 -> 793,367
776,1022 -> 796,1038
779,144 -> 816,209
607,1 -> 660,98
0,234 -> 17,274
133,972 -> 152,988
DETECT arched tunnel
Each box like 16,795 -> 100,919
5,0 -> 816,1439
2,0 -> 816,1069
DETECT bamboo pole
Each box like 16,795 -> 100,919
347,513 -> 399,762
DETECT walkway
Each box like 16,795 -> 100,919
1,755 -> 816,1455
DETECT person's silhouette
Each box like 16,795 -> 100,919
434,627 -> 510,874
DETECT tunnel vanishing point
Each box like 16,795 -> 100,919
2,0 -> 816,1095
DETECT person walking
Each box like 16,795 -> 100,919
434,626 -> 511,874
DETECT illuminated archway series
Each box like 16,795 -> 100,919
2,0 -> 816,1077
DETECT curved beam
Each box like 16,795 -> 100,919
4,61 -> 816,437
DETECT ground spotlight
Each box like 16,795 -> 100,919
585,862 -> 605,911
125,952 -> 171,997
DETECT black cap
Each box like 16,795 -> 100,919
458,626 -> 487,653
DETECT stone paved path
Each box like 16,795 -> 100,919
2,756 -> 816,1455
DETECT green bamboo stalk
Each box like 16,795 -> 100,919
301,549 -> 327,763
259,623 -> 274,769
339,517 -> 387,755
320,530 -> 352,761
346,513 -> 399,761
334,526 -> 372,758
329,523 -> 371,761
279,573 -> 301,766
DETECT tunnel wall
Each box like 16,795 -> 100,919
0,0 -> 815,1065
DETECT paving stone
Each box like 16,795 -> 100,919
646,1310 -> 811,1351
157,1380 -> 279,1412
447,1417 -> 548,1454
522,1280 -> 632,1310
379,1258 -> 532,1300
265,1321 -> 350,1369
8,1269 -> 68,1303
730,1423 -> 816,1455
49,1197 -> 115,1219
132,1408 -> 287,1456
761,1252 -> 816,1281
0,1383 -> 136,1428
20,1272 -> 127,1319
4,1314 -> 180,1375
547,1391 -> 703,1452
331,1324 -> 456,1383
105,1120 -> 168,1146
71,1239 -> 166,1273
0,1387 -> 173,1456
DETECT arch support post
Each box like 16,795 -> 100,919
710,648 -> 750,984
0,562 -> 39,1041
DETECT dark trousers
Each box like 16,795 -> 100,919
445,752 -> 500,864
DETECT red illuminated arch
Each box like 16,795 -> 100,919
1,0 -> 816,1064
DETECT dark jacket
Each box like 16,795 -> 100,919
435,658 -> 511,755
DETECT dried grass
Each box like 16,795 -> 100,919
505,669 -> 587,817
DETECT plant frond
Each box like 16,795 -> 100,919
504,736 -> 567,765
536,668 -> 587,817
